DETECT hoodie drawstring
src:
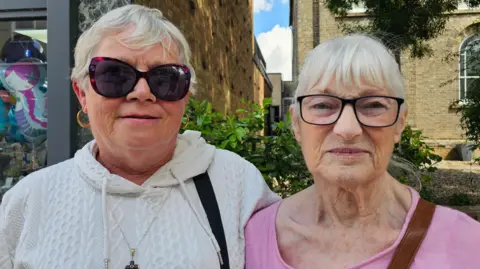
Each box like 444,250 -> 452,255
102,177 -> 110,269
175,175 -> 224,266
100,174 -> 221,268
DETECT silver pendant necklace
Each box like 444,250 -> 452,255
107,189 -> 172,269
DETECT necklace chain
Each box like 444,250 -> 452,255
108,188 -> 172,263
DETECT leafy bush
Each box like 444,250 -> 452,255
448,193 -> 472,206
456,78 -> 480,151
390,126 -> 443,201
181,98 -> 310,197
394,126 -> 443,173
183,98 -> 442,198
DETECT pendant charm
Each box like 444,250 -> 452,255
125,260 -> 139,269
125,249 -> 139,269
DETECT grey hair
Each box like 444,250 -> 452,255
70,4 -> 197,94
292,34 -> 424,190
293,34 -> 404,114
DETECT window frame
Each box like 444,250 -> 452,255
0,0 -> 47,19
459,34 -> 480,101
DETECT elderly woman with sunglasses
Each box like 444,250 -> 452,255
245,35 -> 480,269
0,4 -> 279,269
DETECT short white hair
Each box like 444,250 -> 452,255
71,4 -> 197,94
293,34 -> 404,112
292,34 -> 422,188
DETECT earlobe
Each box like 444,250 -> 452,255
72,81 -> 87,111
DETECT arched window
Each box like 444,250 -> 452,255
459,35 -> 480,100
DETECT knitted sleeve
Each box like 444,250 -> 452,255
237,157 -> 281,231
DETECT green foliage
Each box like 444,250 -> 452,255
391,126 -> 442,201
456,79 -> 480,151
182,98 -> 266,157
394,126 -> 442,173
182,98 -> 310,197
183,98 -> 442,198
257,114 -> 312,197
448,193 -> 473,206
324,0 -> 463,63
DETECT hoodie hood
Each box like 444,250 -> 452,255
74,130 -> 216,196
74,130 -> 223,269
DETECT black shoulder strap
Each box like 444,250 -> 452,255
193,172 -> 230,269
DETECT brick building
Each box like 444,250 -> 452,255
134,0 -> 272,115
290,0 -> 480,158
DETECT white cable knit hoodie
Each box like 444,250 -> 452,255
0,130 -> 280,269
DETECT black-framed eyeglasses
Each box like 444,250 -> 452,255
296,94 -> 405,128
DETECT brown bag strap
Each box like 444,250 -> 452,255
387,198 -> 436,269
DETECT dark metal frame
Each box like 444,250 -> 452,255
0,0 -> 46,10
297,94 -> 405,128
46,0 -> 79,165
0,0 -> 79,166
0,0 -> 46,19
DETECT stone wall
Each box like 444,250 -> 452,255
136,0 -> 265,114
291,0 -> 480,141
292,0 -> 314,81
268,73 -> 283,109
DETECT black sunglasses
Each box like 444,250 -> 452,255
88,57 -> 191,101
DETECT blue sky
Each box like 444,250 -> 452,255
253,0 -> 292,80
254,0 -> 290,36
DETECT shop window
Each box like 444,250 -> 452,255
0,20 -> 47,195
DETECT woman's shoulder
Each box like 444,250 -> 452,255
245,202 -> 282,247
434,204 -> 480,239
1,158 -> 75,207
420,204 -> 480,266
207,148 -> 281,217
246,201 -> 282,231
431,204 -> 480,231
208,148 -> 264,186
211,148 -> 254,168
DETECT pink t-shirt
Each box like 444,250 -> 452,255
245,189 -> 480,269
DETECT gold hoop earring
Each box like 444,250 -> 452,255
77,110 -> 90,128
182,114 -> 190,129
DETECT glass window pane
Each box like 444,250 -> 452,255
0,20 -> 47,196
460,78 -> 466,100
464,37 -> 480,76
466,53 -> 480,77
460,52 -> 466,77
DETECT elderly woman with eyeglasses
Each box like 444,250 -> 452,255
0,4 -> 280,269
245,35 -> 480,269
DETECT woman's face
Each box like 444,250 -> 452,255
73,31 -> 189,151
291,83 -> 407,187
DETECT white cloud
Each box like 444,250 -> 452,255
257,25 -> 293,81
281,0 -> 288,4
254,0 -> 274,13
